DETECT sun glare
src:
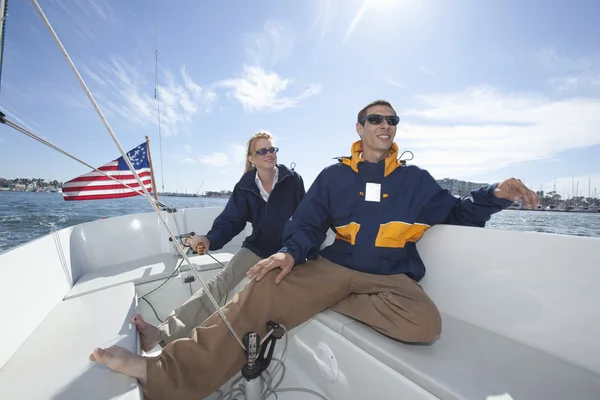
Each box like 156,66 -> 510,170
365,0 -> 425,16
366,0 -> 402,6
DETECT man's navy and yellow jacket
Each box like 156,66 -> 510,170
279,140 -> 513,281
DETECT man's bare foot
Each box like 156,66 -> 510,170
89,346 -> 147,384
130,314 -> 163,352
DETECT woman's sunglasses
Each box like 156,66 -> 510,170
255,147 -> 279,156
360,114 -> 400,126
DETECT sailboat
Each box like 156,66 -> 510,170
1,1 -> 600,399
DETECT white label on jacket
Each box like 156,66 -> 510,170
365,183 -> 381,202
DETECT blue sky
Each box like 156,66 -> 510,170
0,0 -> 599,199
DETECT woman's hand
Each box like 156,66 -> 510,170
189,235 -> 211,255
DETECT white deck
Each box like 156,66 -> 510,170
0,283 -> 141,399
1,207 -> 599,399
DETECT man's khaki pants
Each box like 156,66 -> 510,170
143,256 -> 442,400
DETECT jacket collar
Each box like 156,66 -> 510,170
340,140 -> 403,177
239,164 -> 293,192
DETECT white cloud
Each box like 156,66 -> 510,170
2,82 -> 36,103
184,145 -> 192,154
56,92 -> 89,110
341,0 -> 426,45
243,21 -> 294,68
52,0 -> 115,43
217,66 -> 321,113
83,0 -> 115,23
549,76 -> 581,93
81,66 -> 107,87
343,2 -> 369,45
535,48 -> 591,72
219,20 -> 320,112
298,83 -> 323,99
198,143 -> 248,170
536,48 -> 600,93
181,157 -> 196,165
230,144 -> 248,165
0,103 -> 41,133
314,0 -> 338,47
400,86 -> 600,180
420,66 -> 440,81
84,58 -> 215,136
378,69 -> 405,88
198,152 -> 229,167
385,78 -> 404,88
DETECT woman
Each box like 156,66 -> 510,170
131,131 -> 306,351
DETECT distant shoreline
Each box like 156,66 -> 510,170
159,193 -> 230,199
3,190 -> 599,211
506,206 -> 599,214
0,190 -> 231,200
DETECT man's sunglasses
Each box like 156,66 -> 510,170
255,147 -> 279,156
360,114 -> 400,126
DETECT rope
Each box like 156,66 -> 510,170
151,0 -> 165,193
140,297 -> 163,324
217,325 -> 330,400
30,0 -> 246,351
0,0 -> 8,91
0,114 -> 169,209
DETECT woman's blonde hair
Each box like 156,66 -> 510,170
244,131 -> 275,173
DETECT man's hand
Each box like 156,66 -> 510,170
247,252 -> 295,284
494,178 -> 539,208
189,235 -> 211,255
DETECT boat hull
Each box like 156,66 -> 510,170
1,207 -> 599,399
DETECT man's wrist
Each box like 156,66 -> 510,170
280,250 -> 296,267
488,183 -> 515,208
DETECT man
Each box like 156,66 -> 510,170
90,100 -> 539,400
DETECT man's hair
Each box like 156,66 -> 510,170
357,100 -> 396,124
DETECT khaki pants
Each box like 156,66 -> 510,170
158,247 -> 262,344
143,256 -> 442,400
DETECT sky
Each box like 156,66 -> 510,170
0,0 -> 599,199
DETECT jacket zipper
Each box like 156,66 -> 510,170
240,174 -> 291,233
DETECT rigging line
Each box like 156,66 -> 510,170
30,0 -> 246,351
152,0 -> 165,193
0,114 -> 168,209
0,0 -> 8,92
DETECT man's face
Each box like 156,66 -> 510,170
356,105 -> 398,154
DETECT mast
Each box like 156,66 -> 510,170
152,0 -> 165,194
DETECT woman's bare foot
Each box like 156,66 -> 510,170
89,346 -> 147,384
130,314 -> 162,352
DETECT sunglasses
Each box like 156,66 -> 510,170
255,146 -> 279,156
360,114 -> 400,126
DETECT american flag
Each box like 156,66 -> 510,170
62,142 -> 153,201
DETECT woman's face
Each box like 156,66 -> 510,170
249,138 -> 278,170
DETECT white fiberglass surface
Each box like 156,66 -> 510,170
417,224 -> 600,375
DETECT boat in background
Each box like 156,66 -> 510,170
1,206 -> 599,399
